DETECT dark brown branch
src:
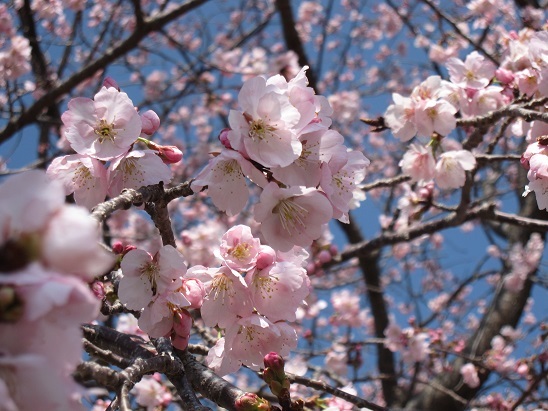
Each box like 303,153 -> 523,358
274,0 -> 317,90
288,372 -> 387,411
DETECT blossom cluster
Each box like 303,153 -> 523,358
117,224 -> 310,375
0,171 -> 114,410
47,79 -> 180,210
191,67 -> 369,252
386,29 -> 548,210
198,225 -> 310,375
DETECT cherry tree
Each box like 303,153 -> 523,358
1,1 -> 547,410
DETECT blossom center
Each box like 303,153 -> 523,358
249,119 -> 275,141
94,118 -> 117,143
72,164 -> 93,188
140,262 -> 159,289
273,198 -> 308,235
229,243 -> 251,262
211,274 -> 235,301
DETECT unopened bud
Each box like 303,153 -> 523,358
263,352 -> 290,397
112,242 -> 125,255
140,110 -> 161,136
103,77 -> 120,91
235,393 -> 271,411
218,128 -> 232,149
91,281 -> 106,299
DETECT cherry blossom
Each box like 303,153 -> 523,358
46,154 -> 108,210
227,76 -> 302,168
107,149 -> 172,197
118,245 -> 187,311
446,51 -> 496,89
399,143 -> 436,182
434,150 -> 476,189
62,86 -> 142,161
254,183 -> 333,252
219,224 -> 261,271
191,149 -> 268,216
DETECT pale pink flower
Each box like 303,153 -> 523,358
118,245 -> 187,311
219,224 -> 261,271
107,149 -> 172,197
331,289 -> 361,326
434,150 -> 476,189
47,154 -> 108,210
271,128 -> 346,188
132,374 -> 172,411
195,265 -> 253,329
246,261 -> 310,322
399,144 -> 436,182
228,76 -> 302,168
0,36 -> 31,80
414,99 -> 457,137
0,353 -> 87,411
460,363 -> 480,388
254,183 -> 333,252
446,51 -> 496,89
41,205 -> 114,280
62,86 -> 142,160
191,149 -> 268,216
384,93 -> 417,141
320,150 -> 370,223
403,331 -> 429,363
0,264 -> 100,368
325,346 -> 348,377
223,314 -> 298,371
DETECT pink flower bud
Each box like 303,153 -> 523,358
218,128 -> 232,149
263,352 -> 289,398
140,110 -> 161,135
180,278 -> 205,309
317,249 -> 331,264
158,145 -> 183,164
91,281 -> 106,299
256,246 -> 276,270
102,77 -> 120,91
235,393 -> 271,411
112,242 -> 125,254
171,310 -> 192,350
495,68 -> 515,84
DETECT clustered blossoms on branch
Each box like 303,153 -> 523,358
46,78 -> 181,210
0,171 -> 114,410
192,66 -> 370,251
385,30 -> 548,207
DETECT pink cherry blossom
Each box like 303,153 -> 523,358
132,374 -> 172,411
384,93 -> 417,141
47,154 -> 108,210
41,205 -> 114,280
227,76 -> 302,168
254,183 -> 333,252
62,86 -> 142,161
107,149 -> 172,197
191,149 -> 268,216
434,150 -> 476,189
246,261 -> 310,322
118,245 -> 187,311
271,128 -> 346,188
222,314 -> 298,371
196,265 -> 253,329
446,51 -> 496,89
219,224 -> 261,271
320,150 -> 370,223
414,98 -> 457,137
0,36 -> 31,80
399,143 -> 436,182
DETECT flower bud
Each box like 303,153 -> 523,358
218,128 -> 232,149
140,110 -> 161,136
263,352 -> 290,397
235,393 -> 271,411
102,77 -> 120,91
112,241 -> 125,255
